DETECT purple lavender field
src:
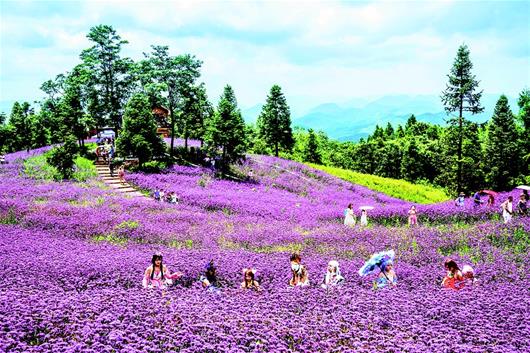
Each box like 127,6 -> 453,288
1,149 -> 529,353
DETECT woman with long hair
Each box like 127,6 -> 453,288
289,253 -> 309,287
241,268 -> 260,291
142,253 -> 182,289
441,259 -> 464,290
344,204 -> 356,227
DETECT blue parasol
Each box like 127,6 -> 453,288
358,250 -> 395,277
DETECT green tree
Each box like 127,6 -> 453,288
401,138 -> 423,182
80,25 -> 134,134
384,122 -> 394,138
179,83 -> 212,148
29,113 -> 50,148
303,129 -> 321,164
8,102 -> 33,152
484,95 -> 520,190
142,46 -> 202,153
204,85 -> 246,170
441,44 -> 484,192
47,134 -> 79,179
116,93 -> 165,166
517,88 -> 530,172
257,85 -> 294,157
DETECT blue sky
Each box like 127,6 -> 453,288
0,0 -> 529,115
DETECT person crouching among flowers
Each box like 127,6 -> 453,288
442,259 -> 465,290
241,268 -> 261,291
375,260 -> 397,289
142,252 -> 182,290
321,260 -> 345,289
200,260 -> 221,293
289,253 -> 309,287
462,265 -> 478,286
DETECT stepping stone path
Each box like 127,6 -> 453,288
95,161 -> 146,198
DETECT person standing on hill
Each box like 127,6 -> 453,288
517,194 -> 528,216
500,196 -> 514,224
360,209 -> 368,226
455,192 -> 465,207
487,194 -> 495,208
473,191 -> 483,207
408,206 -> 418,226
344,204 -> 356,227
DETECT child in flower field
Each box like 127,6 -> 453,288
241,268 -> 261,291
289,253 -> 309,287
487,194 -> 495,208
462,265 -> 478,286
118,166 -> 125,184
375,261 -> 397,289
321,260 -> 345,289
142,253 -> 182,290
517,194 -> 528,216
200,260 -> 221,293
344,204 -> 356,227
360,209 -> 368,226
408,206 -> 418,226
442,259 -> 465,290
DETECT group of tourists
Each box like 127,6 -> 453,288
142,252 -> 398,292
95,138 -> 115,163
344,204 -> 418,227
143,252 -> 479,292
152,189 -> 179,204
463,189 -> 529,224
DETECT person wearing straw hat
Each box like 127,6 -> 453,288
462,265 -> 478,286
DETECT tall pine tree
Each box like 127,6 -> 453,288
484,95 -> 520,190
517,89 -> 530,174
257,85 -> 294,157
204,85 -> 246,170
441,44 -> 484,192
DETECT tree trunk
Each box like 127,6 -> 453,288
169,98 -> 175,157
275,142 -> 279,157
457,96 -> 463,192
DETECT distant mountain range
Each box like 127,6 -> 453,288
242,94 -> 519,141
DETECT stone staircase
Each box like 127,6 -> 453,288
95,161 -> 145,198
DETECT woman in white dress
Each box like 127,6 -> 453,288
500,196 -> 513,224
344,204 -> 356,227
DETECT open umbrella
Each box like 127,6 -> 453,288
516,185 -> 530,191
358,250 -> 395,277
359,206 -> 375,211
480,190 -> 498,197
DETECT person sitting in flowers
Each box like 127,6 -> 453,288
375,260 -> 397,289
462,265 -> 478,286
200,260 -> 221,293
142,252 -> 182,289
289,253 -> 309,287
321,260 -> 345,289
441,259 -> 465,290
241,268 -> 261,291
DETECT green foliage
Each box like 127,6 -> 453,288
46,135 -> 79,180
484,95 -> 521,190
203,85 -> 246,170
440,44 -> 484,192
25,149 -> 96,182
116,93 -> 165,166
257,85 -> 294,157
308,163 -> 450,204
303,129 -> 321,164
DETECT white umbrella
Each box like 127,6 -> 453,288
516,185 -> 530,191
359,206 -> 374,210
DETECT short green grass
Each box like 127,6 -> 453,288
23,153 -> 97,182
307,163 -> 450,204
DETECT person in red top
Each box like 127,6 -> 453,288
442,259 -> 465,290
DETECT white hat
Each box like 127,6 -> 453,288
462,265 -> 474,275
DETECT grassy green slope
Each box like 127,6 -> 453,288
307,163 -> 449,204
